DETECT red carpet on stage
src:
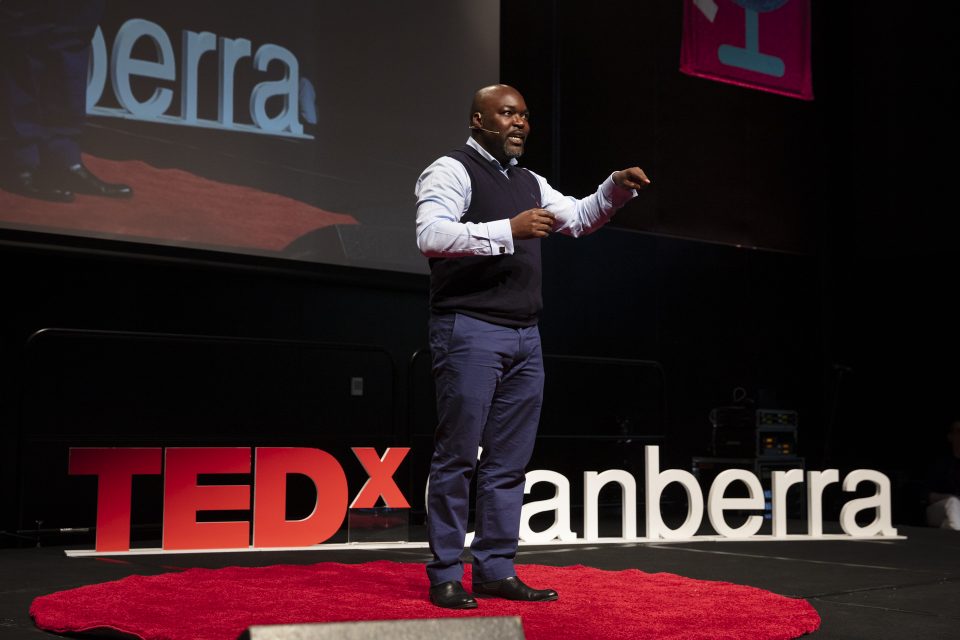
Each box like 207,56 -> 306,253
30,560 -> 820,640
0,154 -> 357,253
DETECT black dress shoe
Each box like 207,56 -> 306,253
57,163 -> 133,198
4,171 -> 74,202
472,576 -> 558,601
429,580 -> 478,609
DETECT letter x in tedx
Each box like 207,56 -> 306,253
349,447 -> 411,509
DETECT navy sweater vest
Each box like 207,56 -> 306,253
428,145 -> 543,328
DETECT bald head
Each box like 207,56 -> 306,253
470,84 -> 522,117
468,84 -> 530,164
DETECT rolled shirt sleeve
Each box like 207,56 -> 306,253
415,157 -> 515,257
537,173 -> 637,238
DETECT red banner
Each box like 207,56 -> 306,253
680,0 -> 813,100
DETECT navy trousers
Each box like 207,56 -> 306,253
426,313 -> 544,585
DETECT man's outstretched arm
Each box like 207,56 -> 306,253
539,166 -> 650,238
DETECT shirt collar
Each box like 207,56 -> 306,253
466,137 -> 518,172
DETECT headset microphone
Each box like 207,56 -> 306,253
470,125 -> 501,134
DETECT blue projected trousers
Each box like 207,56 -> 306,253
0,1 -> 105,171
426,312 -> 544,586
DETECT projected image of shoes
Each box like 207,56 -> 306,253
54,163 -> 133,198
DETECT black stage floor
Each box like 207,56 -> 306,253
2,524 -> 959,639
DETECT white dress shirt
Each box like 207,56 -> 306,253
415,137 -> 636,258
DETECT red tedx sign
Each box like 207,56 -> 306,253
68,446 -> 410,552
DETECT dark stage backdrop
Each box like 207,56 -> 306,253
0,0 -> 499,273
501,0 -> 820,256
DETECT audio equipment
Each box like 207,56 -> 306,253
756,409 -> 798,457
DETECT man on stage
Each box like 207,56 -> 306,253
415,84 -> 650,609
0,0 -> 132,202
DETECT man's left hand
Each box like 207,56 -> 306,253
613,167 -> 651,190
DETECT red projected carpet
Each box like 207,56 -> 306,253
31,560 -> 820,640
0,154 -> 356,253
